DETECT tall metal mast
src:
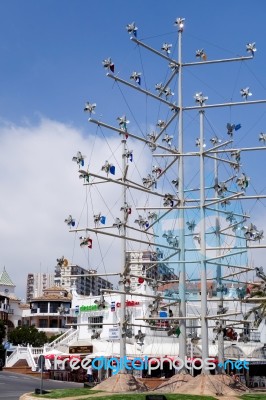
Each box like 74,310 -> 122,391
176,17 -> 187,366
214,148 -> 225,373
71,21 -> 266,378
199,109 -> 209,369
120,134 -> 128,372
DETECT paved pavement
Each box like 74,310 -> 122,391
0,371 -> 83,400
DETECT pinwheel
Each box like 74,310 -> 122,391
240,87 -> 252,100
72,151 -> 86,168
174,17 -> 185,31
162,134 -> 173,146
226,122 -> 241,136
236,173 -> 250,190
117,115 -> 130,131
101,160 -> 115,175
102,57 -> 114,72
64,215 -> 75,227
91,330 -> 101,339
130,71 -> 141,85
134,215 -> 149,229
246,42 -> 256,56
163,194 -> 174,207
195,49 -> 207,60
161,43 -> 172,54
126,22 -> 138,37
186,220 -> 196,232
94,294 -> 106,309
84,102 -> 96,114
79,236 -> 92,248
142,174 -> 157,189
259,133 -> 266,143
194,92 -> 208,105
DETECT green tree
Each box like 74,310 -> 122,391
8,326 -> 48,347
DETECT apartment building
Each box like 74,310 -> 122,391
54,260 -> 113,295
26,272 -> 54,302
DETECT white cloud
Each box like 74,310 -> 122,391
0,118 -> 153,299
2,117 -> 262,301
0,119 -> 87,297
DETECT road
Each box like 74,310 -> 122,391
0,371 -> 83,400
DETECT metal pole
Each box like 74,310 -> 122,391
119,136 -> 127,373
177,21 -> 187,369
217,331 -> 225,374
199,110 -> 209,373
190,338 -> 194,377
214,144 -> 225,374
40,356 -> 44,394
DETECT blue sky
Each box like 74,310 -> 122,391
0,1 -> 266,298
1,0 -> 266,128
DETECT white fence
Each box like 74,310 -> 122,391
5,345 -> 43,371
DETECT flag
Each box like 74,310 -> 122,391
110,166 -> 115,175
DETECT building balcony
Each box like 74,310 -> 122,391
0,304 -> 9,313
37,327 -> 69,333
30,308 -> 70,315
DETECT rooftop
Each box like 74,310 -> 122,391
0,267 -> 15,287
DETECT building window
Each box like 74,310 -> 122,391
39,319 -> 48,328
50,319 -> 58,328
88,316 -> 103,329
39,303 -> 48,313
50,302 -> 62,313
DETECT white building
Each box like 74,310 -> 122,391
26,272 -> 54,302
0,267 -> 23,332
54,261 -> 113,296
